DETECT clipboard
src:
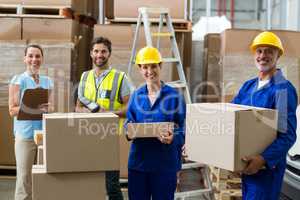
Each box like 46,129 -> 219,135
17,88 -> 49,120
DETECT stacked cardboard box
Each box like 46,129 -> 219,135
203,29 -> 300,103
0,0 -> 19,4
0,40 -> 76,112
0,0 -> 99,19
186,103 -> 277,171
0,16 -> 93,166
202,34 -> 222,102
0,18 -> 21,40
32,113 -> 120,200
105,0 -> 190,20
221,29 -> 300,102
0,17 -> 93,107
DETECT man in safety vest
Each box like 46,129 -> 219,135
76,36 -> 132,200
232,31 -> 297,200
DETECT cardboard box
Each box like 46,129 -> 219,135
0,1 -> 19,3
0,106 -> 15,165
0,18 -> 22,40
37,145 -> 43,165
77,24 -> 93,81
32,165 -> 106,200
0,41 -> 26,106
22,18 -> 80,41
221,29 -> 300,57
127,122 -> 174,139
202,33 -> 221,102
111,0 -> 188,20
186,103 -> 277,171
220,29 -> 260,56
43,112 -> 120,173
22,0 -> 87,15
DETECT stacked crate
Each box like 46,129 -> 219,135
32,112 -> 120,200
0,0 -> 98,167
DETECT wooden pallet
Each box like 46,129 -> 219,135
0,4 -> 74,18
209,166 -> 242,200
0,4 -> 97,27
107,18 -> 192,32
216,189 -> 242,200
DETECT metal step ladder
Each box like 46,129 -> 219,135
128,7 -> 191,103
128,7 -> 214,200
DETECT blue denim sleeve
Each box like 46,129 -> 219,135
261,84 -> 298,169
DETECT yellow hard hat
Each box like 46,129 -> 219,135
135,46 -> 162,65
250,31 -> 284,56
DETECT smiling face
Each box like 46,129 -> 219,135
90,43 -> 111,68
254,46 -> 280,73
138,63 -> 161,84
24,47 -> 43,74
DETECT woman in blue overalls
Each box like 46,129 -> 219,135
125,46 -> 186,200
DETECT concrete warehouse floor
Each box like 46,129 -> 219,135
0,176 -> 208,200
0,175 -> 292,200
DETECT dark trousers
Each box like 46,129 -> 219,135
105,171 -> 123,200
128,169 -> 177,200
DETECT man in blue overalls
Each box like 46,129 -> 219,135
232,31 -> 297,200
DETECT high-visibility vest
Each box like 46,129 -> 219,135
79,69 -> 126,134
79,69 -> 125,111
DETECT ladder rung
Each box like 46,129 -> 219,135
162,58 -> 180,63
151,32 -> 172,37
166,81 -> 188,88
138,7 -> 169,14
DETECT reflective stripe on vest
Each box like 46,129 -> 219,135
81,69 -> 124,111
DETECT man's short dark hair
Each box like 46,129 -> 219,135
25,44 -> 44,56
90,37 -> 112,53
